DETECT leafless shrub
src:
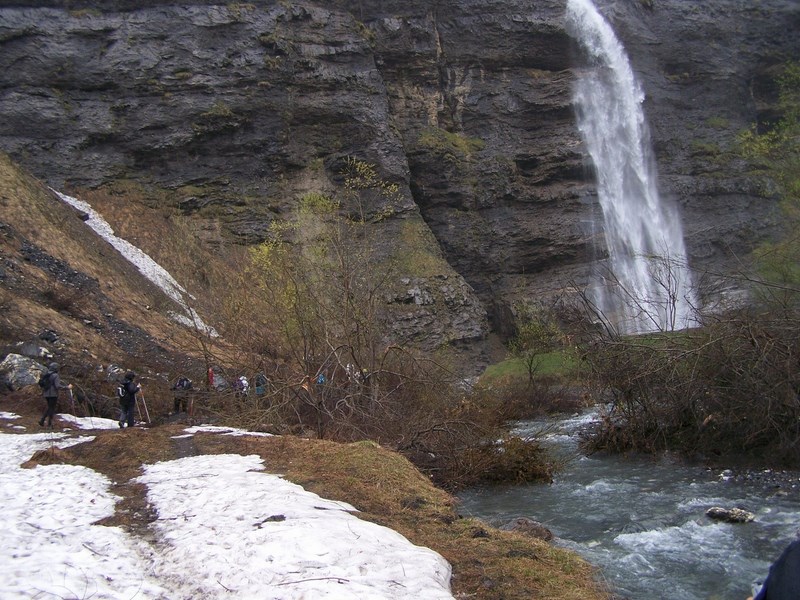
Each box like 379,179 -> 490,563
199,346 -> 556,490
490,376 -> 589,421
574,275 -> 800,466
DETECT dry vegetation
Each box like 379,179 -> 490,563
0,154 -> 210,370
577,300 -> 800,466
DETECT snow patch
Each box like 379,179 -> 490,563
0,431 -> 455,599
53,190 -> 218,337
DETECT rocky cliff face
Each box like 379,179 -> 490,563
1,0 -> 798,363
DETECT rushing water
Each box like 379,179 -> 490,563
566,0 -> 697,334
457,411 -> 800,599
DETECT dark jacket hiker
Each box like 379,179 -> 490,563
754,539 -> 800,600
171,376 -> 192,414
117,371 -> 141,429
38,362 -> 71,428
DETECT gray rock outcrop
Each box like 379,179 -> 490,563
0,353 -> 46,391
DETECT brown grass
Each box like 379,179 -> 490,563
0,153 -> 255,412
0,154 -> 205,367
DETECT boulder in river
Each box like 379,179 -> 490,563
705,506 -> 755,523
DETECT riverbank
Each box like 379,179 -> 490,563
1,396 -> 610,599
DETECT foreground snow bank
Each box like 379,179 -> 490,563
0,417 -> 454,599
138,453 -> 454,599
0,432 -> 167,599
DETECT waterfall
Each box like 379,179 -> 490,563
566,0 -> 697,334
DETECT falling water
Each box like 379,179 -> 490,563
566,0 -> 697,334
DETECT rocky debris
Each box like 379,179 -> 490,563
718,468 -> 800,496
104,363 -> 130,383
20,241 -> 99,292
499,517 -> 554,541
393,284 -> 435,306
4,236 -> 177,370
38,330 -> 59,343
13,342 -> 53,360
705,506 -> 755,523
0,353 -> 46,391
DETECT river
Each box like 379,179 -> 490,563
457,411 -> 800,599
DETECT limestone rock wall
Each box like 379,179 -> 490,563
1,0 -> 798,359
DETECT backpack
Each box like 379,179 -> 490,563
38,371 -> 51,389
175,377 -> 192,391
117,381 -> 129,401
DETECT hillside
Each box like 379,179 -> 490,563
0,151 -> 611,598
0,153 -> 212,387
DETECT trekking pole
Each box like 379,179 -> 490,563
75,384 -> 94,426
139,389 -> 151,424
135,394 -> 143,423
68,387 -> 76,415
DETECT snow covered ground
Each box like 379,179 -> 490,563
0,414 -> 454,599
52,190 -> 218,337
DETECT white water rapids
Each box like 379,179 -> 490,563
458,410 -> 800,599
566,0 -> 697,334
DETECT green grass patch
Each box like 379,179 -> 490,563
480,348 -> 582,386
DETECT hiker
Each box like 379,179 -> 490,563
750,539 -> 800,600
171,376 -> 192,414
345,363 -> 362,383
235,375 -> 249,398
118,371 -> 141,428
253,373 -> 267,395
38,362 -> 72,428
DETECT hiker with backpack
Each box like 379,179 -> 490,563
171,376 -> 192,414
118,371 -> 141,428
234,375 -> 249,398
38,362 -> 72,428
254,373 -> 268,396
